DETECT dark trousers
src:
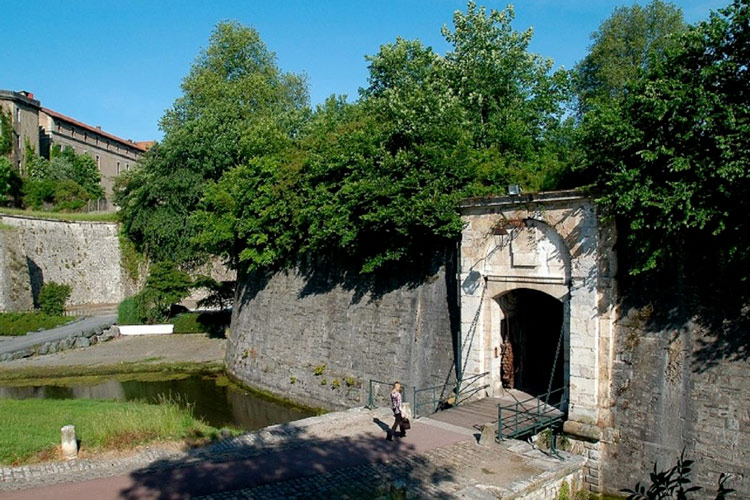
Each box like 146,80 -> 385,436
391,412 -> 405,434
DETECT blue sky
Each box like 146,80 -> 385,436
0,1 -> 722,142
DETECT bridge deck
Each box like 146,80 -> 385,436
426,389 -> 564,436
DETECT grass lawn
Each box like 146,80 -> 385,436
0,312 -> 74,336
0,207 -> 118,222
0,398 -> 226,466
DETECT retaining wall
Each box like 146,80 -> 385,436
226,253 -> 459,410
0,215 -> 135,311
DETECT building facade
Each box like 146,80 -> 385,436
0,89 -> 149,208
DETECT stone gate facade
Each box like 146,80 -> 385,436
459,190 -> 617,492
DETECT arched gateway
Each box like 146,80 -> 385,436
459,191 -> 616,431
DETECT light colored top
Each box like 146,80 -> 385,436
390,390 -> 403,415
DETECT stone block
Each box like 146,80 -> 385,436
74,337 -> 90,349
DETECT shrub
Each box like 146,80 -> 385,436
117,296 -> 143,325
22,178 -> 57,209
172,311 -> 229,338
137,263 -> 193,323
52,179 -> 89,212
38,281 -> 71,316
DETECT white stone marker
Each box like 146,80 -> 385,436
61,425 -> 78,460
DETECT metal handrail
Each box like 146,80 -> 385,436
367,379 -> 408,409
412,371 -> 490,418
497,387 -> 568,441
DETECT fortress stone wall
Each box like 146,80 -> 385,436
0,215 -> 135,312
226,253 -> 458,411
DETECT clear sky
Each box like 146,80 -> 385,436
0,1 -> 723,142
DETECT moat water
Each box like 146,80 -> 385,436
0,373 -> 316,430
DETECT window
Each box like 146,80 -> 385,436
16,135 -> 20,149
126,163 -> 130,171
57,123 -> 61,133
16,107 -> 20,122
96,155 -> 100,168
116,161 -> 120,175
71,129 -> 75,138
106,141 -> 110,150
84,132 -> 88,143
95,137 -> 99,146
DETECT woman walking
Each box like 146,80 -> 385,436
388,381 -> 406,440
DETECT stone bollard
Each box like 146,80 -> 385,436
478,422 -> 497,446
61,425 -> 78,460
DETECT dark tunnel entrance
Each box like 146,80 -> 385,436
498,288 -> 565,402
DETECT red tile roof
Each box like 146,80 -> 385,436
41,107 -> 148,153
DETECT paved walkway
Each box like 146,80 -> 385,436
0,407 -> 584,499
0,315 -> 117,356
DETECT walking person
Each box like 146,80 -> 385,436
388,381 -> 406,440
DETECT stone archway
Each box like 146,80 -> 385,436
495,289 -> 565,400
459,191 -> 616,429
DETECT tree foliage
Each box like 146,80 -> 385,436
185,4 -> 575,274
134,262 -> 194,323
23,145 -> 103,210
581,0 -> 750,277
575,0 -> 686,114
115,21 -> 308,264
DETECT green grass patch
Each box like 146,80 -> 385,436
0,398 -> 225,465
0,312 -> 74,336
0,207 -> 118,222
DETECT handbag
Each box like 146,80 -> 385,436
401,417 -> 411,430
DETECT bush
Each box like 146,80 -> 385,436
117,296 -> 143,325
52,179 -> 89,212
22,178 -> 57,209
172,310 -> 229,338
136,263 -> 194,323
38,281 -> 71,316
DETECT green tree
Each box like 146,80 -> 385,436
581,0 -> 750,277
442,2 -> 573,192
116,21 -> 309,264
135,262 -> 194,323
575,0 -> 685,114
191,4 -> 575,274
71,153 -> 104,200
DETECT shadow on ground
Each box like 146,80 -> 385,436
119,420 -> 456,499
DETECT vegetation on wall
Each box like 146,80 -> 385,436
0,109 -> 11,156
22,145 -> 103,211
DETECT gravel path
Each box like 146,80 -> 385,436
0,334 -> 225,369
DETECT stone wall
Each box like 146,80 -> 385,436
0,215 -> 134,312
599,311 -> 750,498
226,253 -> 458,410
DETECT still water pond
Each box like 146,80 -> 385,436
0,374 -> 316,431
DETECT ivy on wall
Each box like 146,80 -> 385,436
0,110 -> 12,157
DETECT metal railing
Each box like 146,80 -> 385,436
497,387 -> 567,442
365,371 -> 490,419
367,379 -> 408,410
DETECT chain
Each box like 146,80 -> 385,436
544,319 -> 565,405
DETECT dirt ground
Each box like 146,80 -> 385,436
0,334 -> 226,369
